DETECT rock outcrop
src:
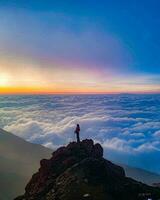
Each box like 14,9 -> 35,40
15,139 -> 160,200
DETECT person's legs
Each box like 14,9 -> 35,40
77,132 -> 80,143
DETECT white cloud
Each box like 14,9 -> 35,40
101,137 -> 132,152
1,94 -> 160,173
135,143 -> 160,153
154,130 -> 160,137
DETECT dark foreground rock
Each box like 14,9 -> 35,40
15,139 -> 160,200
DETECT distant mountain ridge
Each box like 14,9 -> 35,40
121,164 -> 160,186
0,128 -> 52,200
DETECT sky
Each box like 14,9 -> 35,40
1,94 -> 160,174
0,0 -> 160,94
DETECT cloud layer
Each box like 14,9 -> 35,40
0,94 -> 160,173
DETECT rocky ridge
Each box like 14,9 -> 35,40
15,139 -> 160,200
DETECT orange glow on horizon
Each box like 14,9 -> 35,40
0,86 -> 159,95
0,86 -> 115,95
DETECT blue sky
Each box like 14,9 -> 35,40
1,0 -> 160,72
0,0 -> 160,93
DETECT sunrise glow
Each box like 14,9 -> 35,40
0,74 -> 10,87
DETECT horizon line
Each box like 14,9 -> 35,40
0,91 -> 160,95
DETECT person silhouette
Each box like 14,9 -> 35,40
74,124 -> 80,143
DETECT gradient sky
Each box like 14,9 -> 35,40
0,0 -> 160,94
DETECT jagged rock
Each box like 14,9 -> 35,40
94,143 -> 103,158
15,139 -> 160,200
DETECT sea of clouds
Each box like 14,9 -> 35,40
0,94 -> 160,173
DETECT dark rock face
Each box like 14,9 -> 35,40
15,139 -> 160,200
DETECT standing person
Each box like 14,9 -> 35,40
74,124 -> 80,143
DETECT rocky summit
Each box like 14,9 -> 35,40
15,139 -> 160,200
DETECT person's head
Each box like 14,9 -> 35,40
77,124 -> 79,127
